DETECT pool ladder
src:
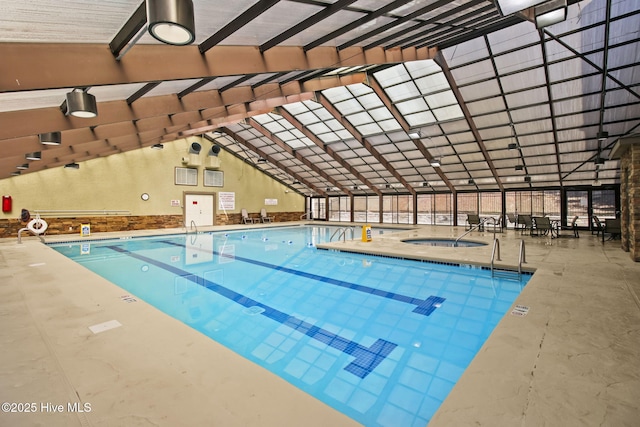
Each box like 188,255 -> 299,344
330,226 -> 355,242
491,238 -> 526,281
184,220 -> 198,234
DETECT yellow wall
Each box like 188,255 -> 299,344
0,137 -> 304,219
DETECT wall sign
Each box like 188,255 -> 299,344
219,192 -> 235,210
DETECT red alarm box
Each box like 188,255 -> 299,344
2,195 -> 12,213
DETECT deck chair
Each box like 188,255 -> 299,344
260,208 -> 274,223
591,215 -> 603,236
466,214 -> 483,231
532,216 -> 553,237
518,214 -> 533,235
562,215 -> 579,238
484,216 -> 503,233
507,213 -> 518,230
604,218 -> 621,241
241,209 -> 255,224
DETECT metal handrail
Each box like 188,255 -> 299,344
190,220 -> 198,234
329,226 -> 354,242
455,217 -> 490,245
518,239 -> 526,275
490,238 -> 501,277
32,209 -> 131,217
330,227 -> 344,242
300,211 -> 312,220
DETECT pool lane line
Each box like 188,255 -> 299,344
106,245 -> 396,379
157,239 -> 445,316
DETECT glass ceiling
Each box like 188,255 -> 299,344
206,1 -> 637,197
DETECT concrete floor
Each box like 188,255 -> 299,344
1,222 -> 639,426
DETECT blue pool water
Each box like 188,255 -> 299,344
50,225 -> 529,427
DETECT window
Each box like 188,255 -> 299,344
175,167 -> 197,186
204,170 -> 224,187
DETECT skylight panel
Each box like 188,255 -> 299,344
425,91 -> 458,109
459,79 -> 502,101
395,98 -> 429,115
379,119 -> 402,132
334,98 -> 363,115
373,65 -> 411,87
432,104 -> 464,121
450,60 -> 495,85
385,82 -> 421,103
369,107 -> 394,122
405,111 -> 437,127
358,122 -> 384,136
406,60 -> 442,79
415,73 -> 450,94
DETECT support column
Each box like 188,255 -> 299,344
615,137 -> 640,261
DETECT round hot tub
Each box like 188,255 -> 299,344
402,238 -> 487,248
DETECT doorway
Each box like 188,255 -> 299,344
184,192 -> 215,227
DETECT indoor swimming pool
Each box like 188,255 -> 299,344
50,225 -> 530,427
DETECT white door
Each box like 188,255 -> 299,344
185,194 -> 215,227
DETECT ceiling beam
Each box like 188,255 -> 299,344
0,43 -> 434,93
0,74 -> 367,141
366,74 -> 456,193
434,51 -> 504,191
277,107 -> 383,196
220,126 -> 327,197
247,118 -> 353,196
315,92 -> 416,196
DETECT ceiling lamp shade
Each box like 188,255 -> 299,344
430,158 -> 441,167
39,131 -> 62,145
597,131 -> 609,141
408,130 -> 421,139
63,89 -> 97,118
147,0 -> 195,46
496,0 -> 547,16
64,162 -> 80,169
26,152 -> 41,161
150,143 -> 164,150
16,164 -> 29,170
535,0 -> 567,28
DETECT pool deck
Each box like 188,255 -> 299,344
1,222 -> 639,426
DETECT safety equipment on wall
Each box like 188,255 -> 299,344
27,216 -> 48,235
2,195 -> 12,212
20,208 -> 30,222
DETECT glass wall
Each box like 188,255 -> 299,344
566,190 -> 588,227
382,195 -> 412,224
592,189 -> 616,220
417,194 -> 433,224
353,196 -> 380,223
328,196 -> 350,221
456,193 -> 478,225
505,190 -> 561,226
434,193 -> 454,225
309,197 -> 326,220
313,186 -> 617,229
479,192 -> 502,219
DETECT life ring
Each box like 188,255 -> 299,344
20,208 -> 30,223
27,218 -> 48,235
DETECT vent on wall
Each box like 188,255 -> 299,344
175,167 -> 198,186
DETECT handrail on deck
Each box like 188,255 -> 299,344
300,211 -> 312,220
455,217 -> 490,245
518,239 -> 527,275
